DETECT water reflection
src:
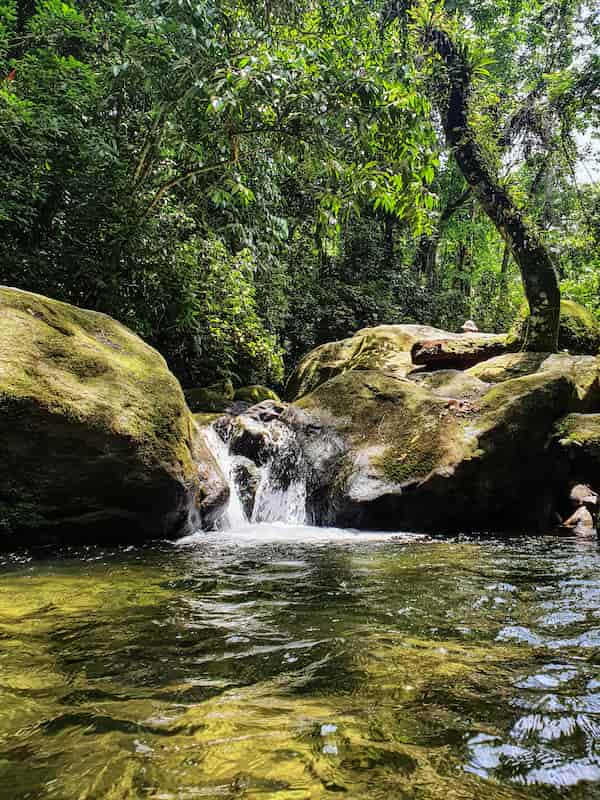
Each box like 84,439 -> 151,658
0,529 -> 600,798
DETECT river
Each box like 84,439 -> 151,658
1,525 -> 600,798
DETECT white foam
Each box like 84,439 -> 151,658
177,521 -> 425,547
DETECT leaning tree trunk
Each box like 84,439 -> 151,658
427,28 -> 560,352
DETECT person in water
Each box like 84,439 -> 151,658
560,483 -> 598,536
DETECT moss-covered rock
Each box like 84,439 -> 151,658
508,299 -> 600,355
467,352 -> 600,410
185,379 -> 234,413
234,385 -> 280,404
409,369 -> 490,402
291,351 -> 600,532
286,324 -> 455,400
0,287 -> 226,545
553,413 -> 600,492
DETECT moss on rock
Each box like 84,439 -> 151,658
234,385 -> 280,404
555,413 -> 600,448
410,369 -> 489,401
553,413 -> 600,487
508,299 -> 600,355
286,324 -> 453,401
0,286 -> 225,544
185,379 -> 234,413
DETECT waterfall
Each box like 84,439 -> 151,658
202,426 -> 248,530
204,414 -> 309,530
251,424 -> 308,525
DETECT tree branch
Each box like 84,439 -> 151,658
142,160 -> 231,219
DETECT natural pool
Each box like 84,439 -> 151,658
2,524 -> 600,799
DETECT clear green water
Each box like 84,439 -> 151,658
2,524 -> 600,799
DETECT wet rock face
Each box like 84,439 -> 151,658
232,458 -> 261,519
204,400 -> 346,525
0,287 -> 227,545
192,424 -> 230,529
228,401 -> 289,466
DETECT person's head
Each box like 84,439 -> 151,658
569,482 -> 598,510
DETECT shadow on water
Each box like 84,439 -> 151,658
1,529 -> 600,798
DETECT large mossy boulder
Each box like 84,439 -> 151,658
289,352 -> 600,532
0,287 -> 227,545
508,299 -> 600,355
285,324 -> 448,400
285,323 -> 509,401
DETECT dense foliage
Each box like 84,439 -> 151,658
1,0 -> 598,382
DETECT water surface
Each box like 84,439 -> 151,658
2,524 -> 600,798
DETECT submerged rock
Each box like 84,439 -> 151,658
0,287 -> 227,545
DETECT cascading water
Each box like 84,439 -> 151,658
251,424 -> 308,525
202,426 -> 248,529
204,415 -> 309,529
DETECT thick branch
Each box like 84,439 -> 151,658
440,186 -> 471,223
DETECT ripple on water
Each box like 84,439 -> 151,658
1,528 -> 600,798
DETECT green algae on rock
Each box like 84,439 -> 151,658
508,299 -> 600,355
286,323 -> 510,402
0,286 -> 226,544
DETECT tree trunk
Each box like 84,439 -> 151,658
495,241 -> 511,329
427,28 -> 560,352
413,186 -> 469,286
414,232 -> 439,279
